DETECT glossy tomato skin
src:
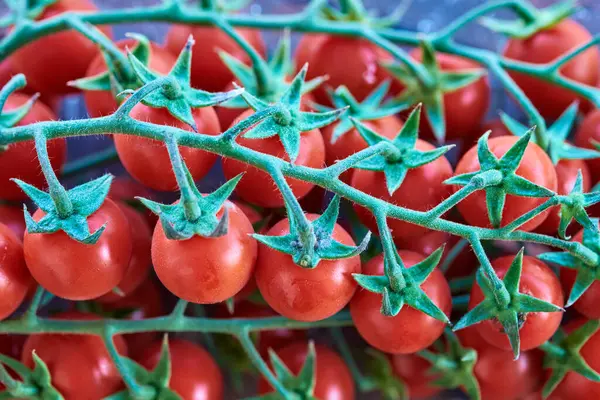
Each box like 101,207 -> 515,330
455,136 -> 558,231
504,19 -> 599,120
165,25 -> 265,92
115,104 -> 221,191
391,353 -> 440,399
255,215 -> 361,322
0,94 -> 66,201
83,38 -> 175,118
152,201 -> 257,304
536,158 -> 591,235
306,36 -> 391,106
322,116 -> 403,183
221,109 -> 325,208
0,205 -> 26,240
469,255 -> 564,352
11,0 -> 113,96
461,119 -> 512,157
23,199 -> 132,300
294,34 -> 328,71
96,204 -> 151,303
22,311 -> 128,400
575,109 -> 600,183
409,50 -> 490,142
258,342 -> 355,400
137,339 -> 223,400
351,140 -> 453,240
0,223 -> 33,320
350,251 -> 451,354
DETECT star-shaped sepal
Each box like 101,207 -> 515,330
253,195 -> 370,268
127,34 -> 244,130
0,74 -> 39,142
539,319 -> 600,398
352,244 -> 450,323
138,173 -> 243,241
317,0 -> 411,29
363,349 -> 409,400
382,40 -> 486,142
0,351 -> 63,400
238,65 -> 347,162
13,174 -> 113,244
445,129 -> 556,228
352,103 -> 454,195
0,0 -> 56,28
453,249 -> 564,359
480,0 -> 575,39
538,223 -> 600,307
552,170 -> 600,239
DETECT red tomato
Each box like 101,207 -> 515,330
258,342 -> 355,400
10,0 -> 113,96
305,36 -> 391,106
0,334 -> 26,361
221,109 -> 325,208
22,311 -> 128,399
255,214 -> 360,322
114,104 -> 220,191
409,49 -> 490,141
0,223 -> 33,320
164,25 -> 265,92
503,19 -> 599,120
23,199 -> 132,300
137,338 -> 223,400
575,109 -> 600,183
391,353 -> 441,399
462,119 -> 512,157
536,158 -> 591,235
95,204 -> 151,303
152,201 -> 257,304
294,34 -> 328,71
322,116 -> 403,183
350,251 -> 451,354
82,38 -> 175,118
0,93 -> 66,201
0,204 -> 26,240
351,140 -> 453,240
468,255 -> 564,352
454,136 -> 558,231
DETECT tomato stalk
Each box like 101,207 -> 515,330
164,135 -> 202,222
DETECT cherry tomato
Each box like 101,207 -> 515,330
462,119 -> 512,157
114,103 -> 221,192
82,38 -> 175,118
468,255 -> 564,352
152,201 -> 257,304
322,116 -> 403,183
575,109 -> 600,183
221,108 -> 325,208
454,136 -> 558,231
11,0 -> 113,96
95,204 -> 151,303
165,25 -> 265,92
294,34 -> 328,71
0,93 -> 66,201
23,198 -> 132,300
137,338 -> 223,400
409,49 -> 490,142
258,342 -> 355,400
391,353 -> 441,399
351,140 -> 453,241
0,223 -> 33,320
536,158 -> 591,235
22,311 -> 128,399
0,204 -> 26,240
503,19 -> 599,120
350,250 -> 451,354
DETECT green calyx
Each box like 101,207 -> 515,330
197,0 -> 251,12
219,30 -> 326,109
237,65 -> 347,162
454,249 -> 564,359
353,242 -> 450,322
554,171 -> 600,239
501,102 -> 600,164
313,80 -> 406,144
0,74 -> 39,152
126,34 -> 243,130
0,352 -> 63,400
317,0 -> 411,29
539,320 -> 600,399
480,0 -> 575,39
0,0 -> 57,27
383,40 -> 486,143
352,104 -> 453,195
539,223 -> 600,307
418,329 -> 481,400
364,349 -> 408,400
445,130 -> 556,229
253,195 -> 370,268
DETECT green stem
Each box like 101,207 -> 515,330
61,146 -> 119,178
325,141 -> 391,178
440,239 -> 470,274
0,74 -> 25,113
469,236 -> 510,308
499,196 -> 559,234
24,286 -> 45,323
452,293 -> 470,311
219,106 -> 278,142
374,210 -> 407,291
170,299 -> 189,319
449,275 -> 475,294
426,184 -> 478,220
330,327 -> 376,392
